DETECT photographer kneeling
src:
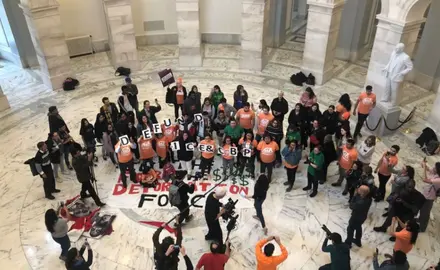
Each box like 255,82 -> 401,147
204,188 -> 227,244
320,232 -> 351,270
71,148 -> 105,207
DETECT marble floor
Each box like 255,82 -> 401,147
0,43 -> 439,270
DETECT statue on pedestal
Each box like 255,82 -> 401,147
381,43 -> 413,106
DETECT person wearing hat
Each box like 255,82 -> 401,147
353,85 -> 376,140
48,106 -> 69,134
168,78 -> 187,120
204,188 -> 227,244
124,77 -> 139,112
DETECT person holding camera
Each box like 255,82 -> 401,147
345,185 -> 372,248
71,147 -> 105,207
255,235 -> 288,270
196,240 -> 230,270
204,188 -> 227,244
171,175 -> 195,226
65,240 -> 93,270
373,249 -> 409,270
320,232 -> 351,270
374,145 -> 400,202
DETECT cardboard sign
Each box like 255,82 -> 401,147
194,113 -> 203,122
142,129 -> 153,139
152,123 -> 161,134
218,147 -> 238,156
243,148 -> 252,158
163,119 -> 172,127
186,143 -> 195,151
120,135 -> 130,146
199,144 -> 214,153
170,141 -> 180,151
158,69 -> 175,87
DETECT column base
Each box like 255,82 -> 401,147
240,50 -> 267,71
0,94 -> 10,112
366,102 -> 402,137
178,47 -> 202,67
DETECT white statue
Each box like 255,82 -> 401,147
381,43 -> 413,106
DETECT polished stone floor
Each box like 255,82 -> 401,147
0,43 -> 439,270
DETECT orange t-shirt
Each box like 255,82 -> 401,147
257,141 -> 279,163
200,139 -> 216,159
336,103 -> 350,119
394,229 -> 413,254
236,108 -> 255,129
138,137 -> 155,160
378,153 -> 398,176
116,142 -> 133,163
176,89 -> 184,105
257,112 -> 274,135
357,92 -> 376,115
239,138 -> 258,155
222,144 -> 235,160
161,124 -> 177,143
339,145 -> 358,170
155,137 -> 169,158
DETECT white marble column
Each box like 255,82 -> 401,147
102,0 -> 140,71
176,0 -> 202,67
428,85 -> 440,133
240,0 -> 271,71
0,86 -> 10,112
297,0 -> 308,18
301,0 -> 344,85
19,0 -> 73,90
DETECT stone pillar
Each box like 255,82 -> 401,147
297,0 -> 308,18
102,0 -> 140,71
240,0 -> 271,71
176,0 -> 202,67
301,0 -> 344,85
272,0 -> 288,48
0,86 -> 10,112
19,0 -> 73,90
411,0 -> 440,91
428,85 -> 440,133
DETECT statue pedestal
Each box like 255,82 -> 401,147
366,102 -> 401,137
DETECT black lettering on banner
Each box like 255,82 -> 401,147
186,143 -> 194,151
194,113 -> 203,122
230,147 -> 238,156
170,141 -> 180,151
142,129 -> 153,139
190,195 -> 204,208
158,194 -> 169,207
120,135 -> 130,145
138,194 -> 156,208
163,119 -> 172,127
152,123 -> 161,134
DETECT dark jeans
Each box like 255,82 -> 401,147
323,162 -> 331,182
53,235 -> 71,257
254,199 -> 266,228
206,218 -> 223,244
376,173 -> 392,201
274,139 -> 282,164
41,165 -> 56,197
346,217 -> 364,245
419,199 -> 434,232
119,159 -> 136,185
174,104 -> 183,119
286,166 -> 298,186
177,201 -> 190,224
354,113 -> 368,137
380,207 -> 411,229
200,157 -> 214,176
62,143 -> 72,166
238,155 -> 255,177
260,162 -> 274,182
307,172 -> 318,192
81,180 -> 102,205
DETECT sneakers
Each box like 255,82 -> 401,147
59,255 -> 67,261
342,190 -> 348,196
303,186 -> 311,191
97,202 -> 106,207
373,226 -> 386,233
353,239 -> 362,247
283,181 -> 290,186
331,182 -> 342,187
286,186 -> 293,192
310,191 -> 318,198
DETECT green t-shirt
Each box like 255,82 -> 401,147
307,151 -> 324,176
286,131 -> 301,143
224,125 -> 244,139
211,92 -> 224,107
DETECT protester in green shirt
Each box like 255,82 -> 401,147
285,124 -> 301,145
304,145 -> 324,198
223,119 -> 244,145
209,85 -> 224,109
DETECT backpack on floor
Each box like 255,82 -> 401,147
169,181 -> 183,206
63,77 -> 79,91
290,71 -> 307,86
115,66 -> 131,77
306,73 -> 316,86
424,140 -> 440,156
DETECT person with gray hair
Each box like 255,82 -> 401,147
345,185 -> 372,248
204,188 -> 227,245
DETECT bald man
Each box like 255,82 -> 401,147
204,188 -> 227,244
345,185 -> 372,248
270,91 -> 289,123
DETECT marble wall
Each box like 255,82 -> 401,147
20,1 -> 73,90
102,0 -> 140,71
301,0 -> 344,85
240,0 -> 270,71
0,86 -> 10,112
176,0 -> 202,67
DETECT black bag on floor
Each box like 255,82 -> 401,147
416,127 -> 437,148
306,73 -> 316,86
115,66 -> 131,77
63,77 -> 79,91
290,71 -> 307,86
24,158 -> 39,176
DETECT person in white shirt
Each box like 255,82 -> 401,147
357,135 -> 376,167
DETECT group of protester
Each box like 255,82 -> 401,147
39,76 -> 440,269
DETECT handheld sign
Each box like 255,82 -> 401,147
243,148 -> 252,158
119,135 -> 130,146
219,147 -> 238,156
199,144 -> 214,153
142,129 -> 153,139
158,69 -> 175,87
170,141 -> 180,151
152,123 -> 162,134
194,113 -> 203,122
185,143 -> 194,151
163,119 -> 172,127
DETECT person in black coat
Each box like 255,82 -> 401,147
100,97 -> 119,127
174,175 -> 196,226
48,106 -> 69,134
125,77 -> 139,112
115,111 -> 130,136
233,85 -> 248,110
345,185 -> 372,248
183,91 -> 201,121
246,174 -> 270,234
307,103 -> 322,132
177,132 -> 196,175
138,99 -> 162,124
270,91 -> 289,123
288,103 -> 308,149
309,120 -> 326,151
322,105 -> 338,135
46,132 -> 64,180
322,135 -> 337,183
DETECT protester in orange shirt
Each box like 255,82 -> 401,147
154,133 -> 169,169
389,218 -> 419,254
332,139 -> 358,188
138,135 -> 155,171
374,145 -> 400,201
115,137 -> 137,188
238,132 -> 258,178
236,102 -> 255,132
336,93 -> 352,120
255,236 -> 288,270
257,135 -> 279,182
256,106 -> 274,141
199,134 -> 216,180
161,122 -> 178,143
221,136 -> 236,181
353,85 -> 376,139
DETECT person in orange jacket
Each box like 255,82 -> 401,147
255,236 -> 288,270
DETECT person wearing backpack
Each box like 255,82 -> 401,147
169,175 -> 195,226
420,161 -> 440,232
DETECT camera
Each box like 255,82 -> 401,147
321,224 -> 332,238
187,171 -> 202,181
221,198 -> 238,221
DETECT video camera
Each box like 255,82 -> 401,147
321,224 -> 332,238
187,171 -> 203,181
221,198 -> 238,221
